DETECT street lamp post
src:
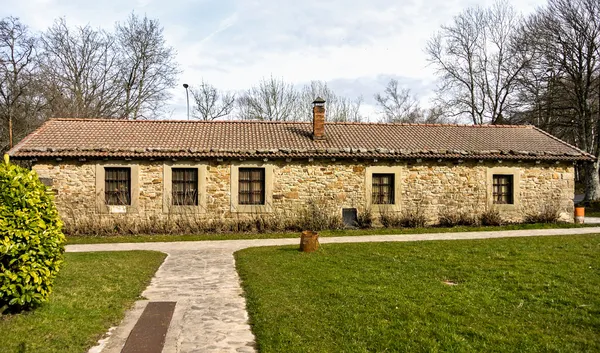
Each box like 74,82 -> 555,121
183,83 -> 190,120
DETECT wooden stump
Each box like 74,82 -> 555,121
300,230 -> 319,252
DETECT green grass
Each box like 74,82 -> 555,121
66,222 -> 595,244
586,210 -> 600,217
0,251 -> 166,353
236,235 -> 600,353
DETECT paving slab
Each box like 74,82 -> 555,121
121,302 -> 176,353
73,227 -> 600,353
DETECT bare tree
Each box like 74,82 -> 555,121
374,79 -> 422,123
116,13 -> 180,119
40,15 -> 179,121
297,81 -> 363,122
511,56 -> 577,140
521,0 -> 600,200
426,0 -> 529,124
0,14 -> 181,149
190,80 -> 235,120
374,79 -> 450,123
422,106 -> 448,124
327,95 -> 362,122
0,17 -> 43,151
236,76 -> 299,121
40,18 -> 122,119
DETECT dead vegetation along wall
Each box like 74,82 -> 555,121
32,158 -> 574,234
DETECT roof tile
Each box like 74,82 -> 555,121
8,118 -> 593,161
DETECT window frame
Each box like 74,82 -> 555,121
492,174 -> 514,205
372,173 -> 395,205
95,163 -> 140,214
172,168 -> 199,206
238,167 -> 266,205
365,166 -> 402,212
162,163 -> 207,214
230,162 -> 274,213
104,167 -> 132,206
486,167 -> 520,211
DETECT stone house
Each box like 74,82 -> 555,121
7,100 -> 593,226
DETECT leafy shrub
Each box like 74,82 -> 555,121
0,155 -> 66,313
480,208 -> 504,226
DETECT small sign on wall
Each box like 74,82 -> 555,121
109,205 -> 127,214
39,177 -> 53,187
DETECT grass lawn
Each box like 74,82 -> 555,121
0,251 -> 166,353
65,222 -> 595,244
236,235 -> 600,352
586,210 -> 600,217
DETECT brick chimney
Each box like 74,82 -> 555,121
312,97 -> 326,140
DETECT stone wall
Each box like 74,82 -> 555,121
399,160 -> 574,222
32,158 -> 575,225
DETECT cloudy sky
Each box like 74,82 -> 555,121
2,0 -> 546,120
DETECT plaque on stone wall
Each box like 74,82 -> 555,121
109,205 -> 127,214
39,177 -> 53,187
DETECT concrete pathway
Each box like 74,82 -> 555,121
584,217 -> 600,224
70,227 -> 600,353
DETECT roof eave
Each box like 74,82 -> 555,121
11,152 -> 592,162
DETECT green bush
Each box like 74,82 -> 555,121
0,155 -> 66,313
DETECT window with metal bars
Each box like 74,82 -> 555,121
105,167 -> 131,205
493,175 -> 514,204
372,173 -> 395,204
239,168 -> 265,205
172,168 -> 198,205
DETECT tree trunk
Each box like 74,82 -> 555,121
584,161 -> 600,201
300,231 -> 319,252
8,111 -> 12,149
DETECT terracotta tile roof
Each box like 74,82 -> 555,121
7,118 -> 593,161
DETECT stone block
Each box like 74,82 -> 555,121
284,192 -> 299,199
